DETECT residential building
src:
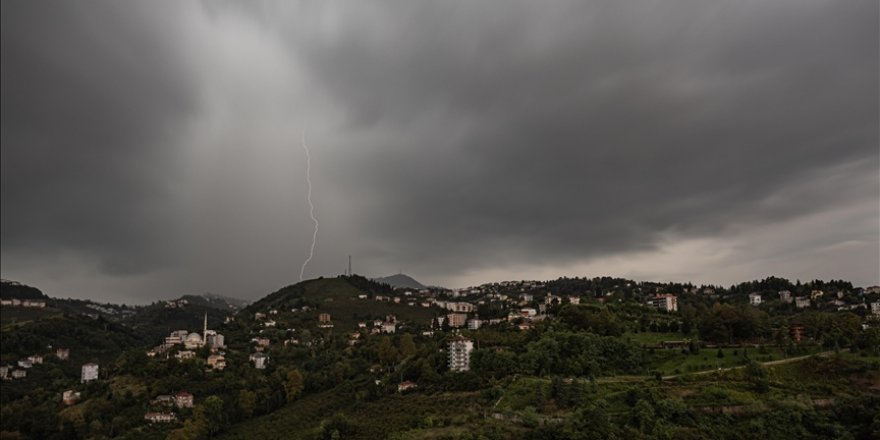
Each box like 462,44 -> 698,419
871,302 -> 880,317
381,321 -> 397,333
62,390 -> 81,405
151,395 -> 175,406
175,391 -> 194,409
144,412 -> 177,423
446,302 -> 475,313
318,313 -> 332,323
205,331 -> 225,348
0,365 -> 8,380
397,381 -> 418,392
56,348 -> 70,360
795,297 -> 811,309
790,324 -> 805,343
446,313 -> 468,328
175,350 -> 196,360
647,294 -> 678,312
252,337 -> 270,347
467,318 -> 482,330
251,352 -> 269,369
207,354 -> 226,371
81,363 -> 99,383
11,369 -> 26,379
748,293 -> 762,306
17,359 -> 32,369
778,290 -> 792,303
165,330 -> 189,345
447,336 -> 474,372
810,290 -> 825,300
520,308 -> 538,318
567,296 -> 581,305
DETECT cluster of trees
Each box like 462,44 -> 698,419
697,303 -> 769,343
472,331 -> 642,379
520,396 -> 880,440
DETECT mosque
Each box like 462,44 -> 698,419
178,313 -> 224,349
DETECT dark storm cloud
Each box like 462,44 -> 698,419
286,0 -> 878,279
1,1 -> 877,302
1,1 -> 195,275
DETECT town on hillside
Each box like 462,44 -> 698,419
1,275 -> 879,438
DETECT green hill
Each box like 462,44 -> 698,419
121,302 -> 231,345
244,276 -> 439,332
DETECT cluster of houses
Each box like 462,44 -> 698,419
1,348 -> 73,381
748,289 -> 880,316
164,298 -> 189,308
0,298 -> 46,308
144,392 -> 194,425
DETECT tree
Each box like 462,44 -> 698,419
285,369 -> 305,401
378,336 -> 399,367
745,361 -> 769,393
238,390 -> 257,419
200,395 -> 226,438
399,334 -> 417,358
629,399 -> 656,434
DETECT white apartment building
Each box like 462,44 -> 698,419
647,294 -> 678,312
81,363 -> 99,383
748,293 -> 762,306
447,337 -> 474,372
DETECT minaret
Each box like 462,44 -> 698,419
203,312 -> 208,343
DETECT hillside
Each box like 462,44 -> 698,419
0,279 -> 49,299
121,302 -> 232,345
245,275 -> 438,331
372,274 -> 427,290
0,313 -> 148,390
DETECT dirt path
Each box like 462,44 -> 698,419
661,349 -> 845,380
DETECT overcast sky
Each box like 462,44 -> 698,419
2,1 -> 878,304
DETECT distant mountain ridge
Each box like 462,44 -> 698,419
372,274 -> 426,290
179,293 -> 250,310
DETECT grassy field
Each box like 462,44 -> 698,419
647,344 -> 826,375
219,387 -> 494,440
0,306 -> 62,326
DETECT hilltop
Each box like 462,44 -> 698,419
0,279 -> 49,300
372,274 -> 427,290
244,275 -> 437,331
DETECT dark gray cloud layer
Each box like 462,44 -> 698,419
2,1 -> 878,303
2,2 -> 195,275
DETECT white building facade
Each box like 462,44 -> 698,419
447,337 -> 474,372
81,363 -> 99,383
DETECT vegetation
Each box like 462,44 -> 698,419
1,276 -> 878,439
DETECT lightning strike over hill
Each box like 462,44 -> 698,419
299,128 -> 318,281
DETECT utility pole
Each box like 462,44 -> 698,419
348,255 -> 352,276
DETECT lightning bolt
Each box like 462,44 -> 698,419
299,128 -> 318,281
